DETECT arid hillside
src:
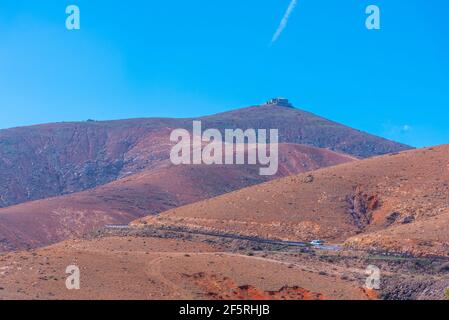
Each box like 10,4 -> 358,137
136,145 -> 449,257
0,144 -> 355,252
345,209 -> 449,257
201,105 -> 410,158
0,235 -> 372,300
0,104 -> 410,208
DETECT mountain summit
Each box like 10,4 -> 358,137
264,97 -> 294,108
0,103 -> 411,208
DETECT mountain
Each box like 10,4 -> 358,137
0,103 -> 410,208
201,105 -> 411,158
136,144 -> 449,257
0,143 -> 356,252
0,103 -> 444,300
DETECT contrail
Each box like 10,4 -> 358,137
271,0 -> 298,45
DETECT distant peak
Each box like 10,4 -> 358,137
264,97 -> 294,108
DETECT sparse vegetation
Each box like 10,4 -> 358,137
445,288 -> 449,300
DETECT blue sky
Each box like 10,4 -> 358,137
0,0 -> 448,147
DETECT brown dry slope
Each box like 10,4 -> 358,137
0,144 -> 355,252
137,145 -> 449,256
0,236 -> 370,300
0,104 -> 410,208
345,210 -> 449,257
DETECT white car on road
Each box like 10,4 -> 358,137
310,240 -> 324,246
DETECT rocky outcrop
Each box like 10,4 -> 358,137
346,189 -> 380,229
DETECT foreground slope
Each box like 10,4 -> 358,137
137,145 -> 449,256
0,236 -> 371,300
0,104 -> 410,208
0,144 -> 355,252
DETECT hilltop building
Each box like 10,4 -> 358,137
265,97 -> 294,108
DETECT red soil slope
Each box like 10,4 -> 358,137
0,236 -> 371,300
137,145 -> 449,256
0,144 -> 355,252
0,104 -> 410,208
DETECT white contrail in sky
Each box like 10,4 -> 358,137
271,0 -> 298,45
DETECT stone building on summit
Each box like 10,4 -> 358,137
265,97 -> 294,108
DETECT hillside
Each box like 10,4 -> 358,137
0,104 -> 410,208
136,145 -> 449,256
0,143 -> 355,252
0,235 -> 373,300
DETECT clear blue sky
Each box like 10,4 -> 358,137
0,0 -> 448,147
